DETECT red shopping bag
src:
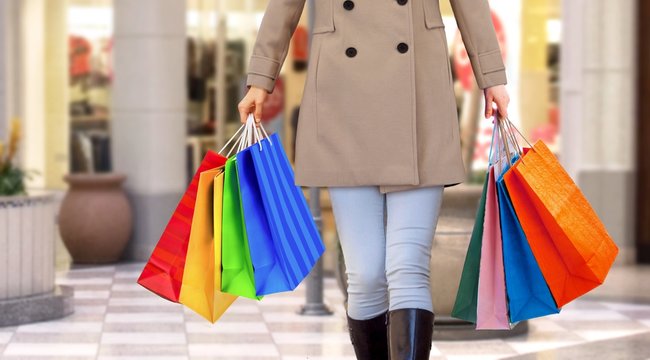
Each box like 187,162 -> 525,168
137,150 -> 228,302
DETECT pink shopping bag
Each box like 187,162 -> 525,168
476,165 -> 510,329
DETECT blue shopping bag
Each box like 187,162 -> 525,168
496,156 -> 561,322
236,146 -> 294,296
249,132 -> 326,289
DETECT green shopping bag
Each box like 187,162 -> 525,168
451,174 -> 488,323
220,156 -> 263,300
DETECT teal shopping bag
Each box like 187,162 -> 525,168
451,174 -> 488,323
497,155 -> 560,322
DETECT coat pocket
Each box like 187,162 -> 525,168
422,0 -> 445,29
313,0 -> 335,34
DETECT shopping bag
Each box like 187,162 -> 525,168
236,143 -> 293,295
503,134 -> 618,307
138,151 -> 227,302
476,165 -> 510,329
221,156 -> 263,300
451,174 -> 488,323
249,132 -> 326,290
496,155 -> 560,322
179,166 -> 238,322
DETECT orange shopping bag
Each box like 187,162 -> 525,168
179,166 -> 238,322
503,138 -> 618,308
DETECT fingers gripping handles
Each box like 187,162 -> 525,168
218,113 -> 274,157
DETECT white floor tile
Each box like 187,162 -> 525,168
0,332 -> 13,344
109,298 -> 181,307
105,313 -> 184,323
188,343 -> 279,357
445,356 -> 513,360
114,271 -> 142,279
16,321 -> 103,333
111,283 -> 147,291
527,318 -> 568,332
258,296 -> 308,306
186,321 -> 268,334
282,357 -> 356,360
507,340 -> 582,354
640,319 -> 650,328
57,277 -> 113,285
101,332 -> 186,344
554,309 -> 630,321
272,332 -> 350,344
429,344 -> 442,356
573,328 -> 650,341
600,301 -> 650,311
99,357 -> 188,360
74,290 -> 111,299
263,312 -> 345,324
56,266 -> 114,275
75,305 -> 108,314
3,342 -> 98,356
181,303 -> 260,314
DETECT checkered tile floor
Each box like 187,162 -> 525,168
0,262 -> 649,359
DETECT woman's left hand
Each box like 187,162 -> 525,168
484,85 -> 510,119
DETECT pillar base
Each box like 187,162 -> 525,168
122,190 -> 183,261
0,285 -> 74,327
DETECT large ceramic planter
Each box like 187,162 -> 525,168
59,173 -> 133,263
0,191 -> 74,326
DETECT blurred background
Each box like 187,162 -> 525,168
0,0 -> 648,358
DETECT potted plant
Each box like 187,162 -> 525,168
0,120 -> 72,326
0,120 -> 29,196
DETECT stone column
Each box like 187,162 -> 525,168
18,0 -> 45,189
0,0 -> 68,190
560,0 -> 637,264
112,0 -> 187,260
0,0 -> 20,141
519,0 -> 550,137
0,1 -> 6,138
43,0 -> 69,189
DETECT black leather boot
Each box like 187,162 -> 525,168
387,308 -> 434,360
346,311 -> 389,360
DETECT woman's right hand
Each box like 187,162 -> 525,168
238,85 -> 268,126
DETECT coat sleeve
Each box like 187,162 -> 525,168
245,0 -> 307,94
449,0 -> 507,89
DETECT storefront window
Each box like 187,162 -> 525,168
440,0 -> 561,181
68,0 -> 112,173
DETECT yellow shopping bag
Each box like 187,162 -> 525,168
179,166 -> 238,323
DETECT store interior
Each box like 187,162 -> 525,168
64,0 -> 561,185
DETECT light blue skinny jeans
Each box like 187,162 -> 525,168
328,185 -> 444,321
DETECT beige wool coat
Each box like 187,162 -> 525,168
246,0 -> 507,194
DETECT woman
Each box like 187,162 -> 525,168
238,0 -> 509,358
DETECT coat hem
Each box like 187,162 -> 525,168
293,166 -> 467,194
293,165 -> 420,188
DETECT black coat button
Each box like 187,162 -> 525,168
397,0 -> 408,5
343,0 -> 354,10
345,47 -> 357,57
397,42 -> 409,53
